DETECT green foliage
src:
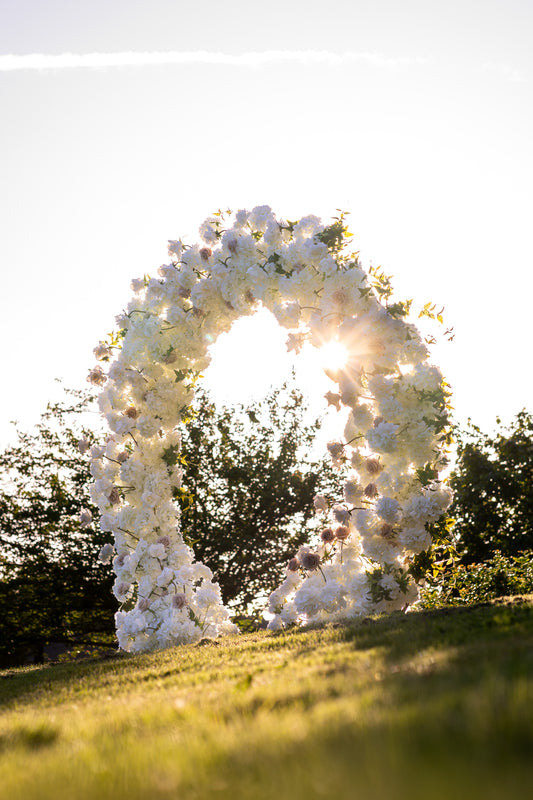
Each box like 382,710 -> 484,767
448,410 -> 533,563
179,378 -> 336,613
368,264 -> 396,304
316,210 -> 353,253
416,410 -> 533,607
0,388 -> 115,666
365,264 -> 454,343
415,462 -> 440,487
420,551 -> 533,608
407,509 -> 458,594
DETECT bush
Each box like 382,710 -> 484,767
448,410 -> 533,563
420,550 -> 533,608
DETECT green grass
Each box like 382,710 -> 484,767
1,597 -> 532,800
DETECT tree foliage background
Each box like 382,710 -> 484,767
2,375 -> 531,664
420,409 -> 533,607
0,388 -> 115,666
178,381 -> 337,614
448,410 -> 533,562
0,379 -> 336,663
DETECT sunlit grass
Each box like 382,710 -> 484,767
1,598 -> 532,800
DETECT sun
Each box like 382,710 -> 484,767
317,340 -> 348,371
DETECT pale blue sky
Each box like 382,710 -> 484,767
1,0 -> 531,446
3,0 -> 532,63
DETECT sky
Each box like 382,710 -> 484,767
1,0 -> 532,450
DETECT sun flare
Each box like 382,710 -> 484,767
317,340 -> 348,371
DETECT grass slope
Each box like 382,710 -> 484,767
1,598 -> 532,800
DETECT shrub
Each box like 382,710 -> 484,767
420,550 -> 533,608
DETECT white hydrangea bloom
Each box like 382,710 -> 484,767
375,496 -> 402,524
366,422 -> 400,454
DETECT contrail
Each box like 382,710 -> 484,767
0,49 -> 426,72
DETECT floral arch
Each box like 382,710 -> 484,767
87,206 -> 452,652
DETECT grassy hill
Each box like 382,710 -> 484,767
1,597 -> 532,800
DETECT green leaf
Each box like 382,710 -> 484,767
162,444 -> 181,468
415,463 -> 439,486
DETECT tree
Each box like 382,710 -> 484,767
0,378 -> 336,662
0,387 -> 115,666
179,379 -> 336,614
448,410 -> 533,563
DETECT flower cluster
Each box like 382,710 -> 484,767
88,206 -> 452,649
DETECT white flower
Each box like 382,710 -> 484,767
280,602 -> 298,626
293,573 -> 327,616
156,567 -> 175,588
199,216 -> 219,245
80,508 -> 93,527
313,494 -> 328,512
149,543 -> 166,560
168,239 -> 184,258
98,543 -> 114,564
248,205 -> 273,231
317,579 -> 343,613
141,491 -> 162,508
272,301 -> 300,329
267,614 -> 285,631
332,505 -> 351,525
78,436 -> 90,454
113,579 -> 133,602
380,573 -> 401,600
137,415 -> 161,439
130,277 -> 145,293
398,526 -> 432,554
87,365 -> 107,386
286,332 -> 306,354
344,480 -> 363,505
195,583 -> 222,609
402,485 -> 452,526
234,209 -> 250,227
375,496 -> 402,524
293,215 -> 322,237
99,512 -> 118,532
327,440 -> 344,459
325,391 -> 342,411
263,220 -> 282,248
366,421 -> 399,454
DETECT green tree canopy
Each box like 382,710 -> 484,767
0,388 -> 115,665
449,410 -> 533,563
179,379 -> 336,614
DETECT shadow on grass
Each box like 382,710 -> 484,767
1,598 -> 532,716
0,649 -> 130,708
192,692 -> 533,800
0,721 -> 59,754
193,600 -> 533,800
0,599 -> 532,800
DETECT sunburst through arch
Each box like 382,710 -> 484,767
87,206 -> 452,652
